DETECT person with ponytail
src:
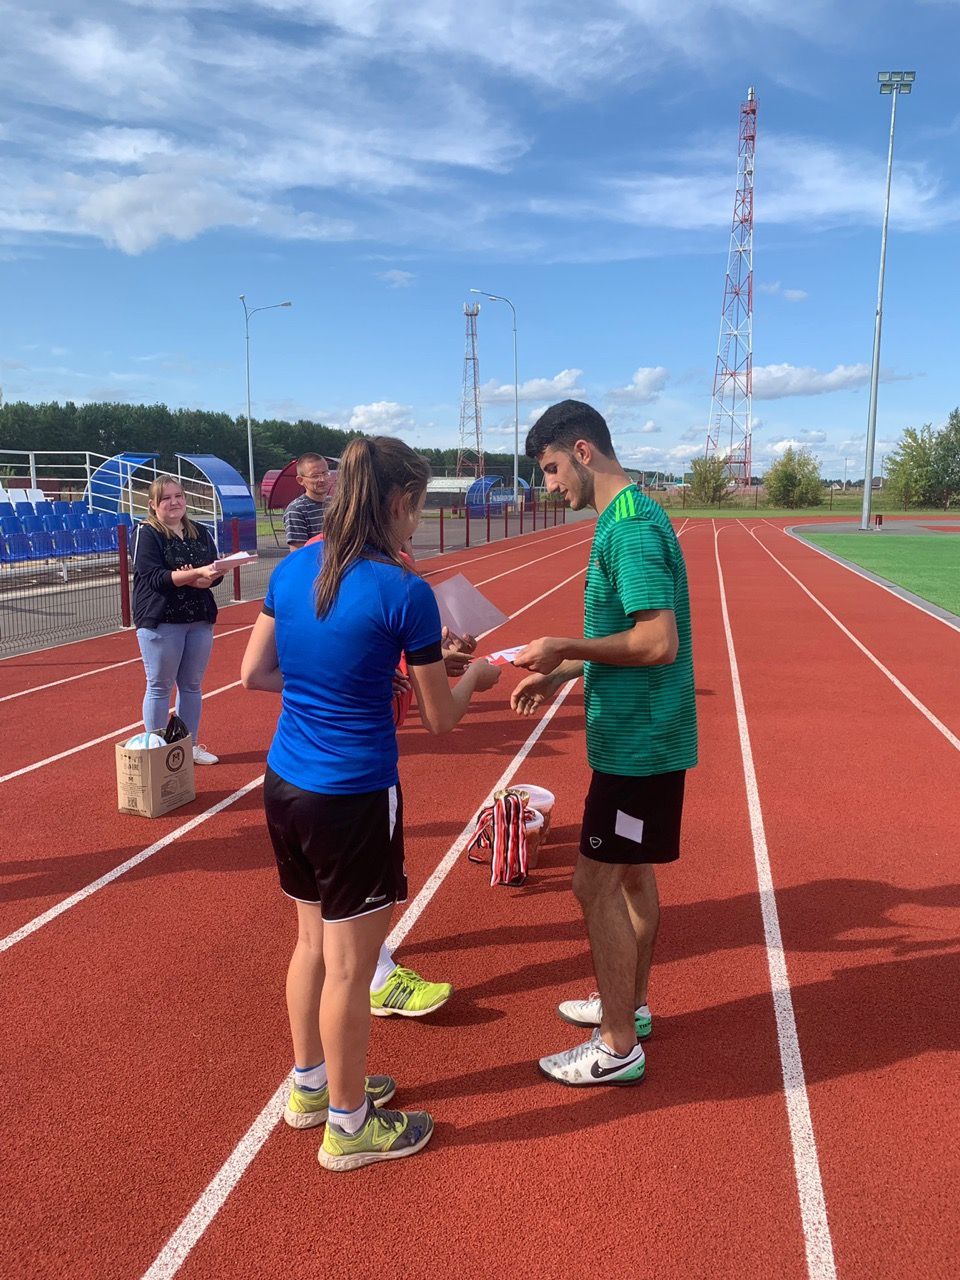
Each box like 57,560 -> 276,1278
241,436 -> 501,1172
132,475 -> 223,765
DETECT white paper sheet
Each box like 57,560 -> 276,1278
486,645 -> 527,666
212,551 -> 259,573
431,573 -> 509,639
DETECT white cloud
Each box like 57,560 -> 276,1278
347,400 -> 415,435
753,363 -> 872,400
481,369 -> 583,403
608,367 -> 669,404
377,269 -> 415,288
614,418 -> 660,436
760,280 -> 808,302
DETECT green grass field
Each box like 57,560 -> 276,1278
800,533 -> 960,617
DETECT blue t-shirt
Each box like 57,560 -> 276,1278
263,545 -> 442,794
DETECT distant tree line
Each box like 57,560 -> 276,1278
0,399 -> 539,485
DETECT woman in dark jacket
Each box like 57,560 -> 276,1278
132,474 -> 223,765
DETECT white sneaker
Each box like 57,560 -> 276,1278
539,1029 -> 645,1087
557,992 -> 653,1040
192,744 -> 219,765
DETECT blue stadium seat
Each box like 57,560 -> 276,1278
28,531 -> 55,560
1,515 -> 20,536
52,500 -> 72,516
52,529 -> 78,557
93,526 -> 118,553
95,512 -> 116,529
73,528 -> 96,555
14,502 -> 35,519
42,515 -> 66,532
4,533 -> 32,562
65,514 -> 84,532
117,512 -> 134,530
21,515 -> 43,534
80,512 -> 100,530
69,500 -> 88,515
0,502 -> 14,519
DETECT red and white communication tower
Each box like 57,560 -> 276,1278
704,86 -> 757,488
456,302 -> 484,478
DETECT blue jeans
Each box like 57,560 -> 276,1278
136,622 -> 215,740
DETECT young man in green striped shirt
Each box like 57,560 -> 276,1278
513,400 -> 697,1087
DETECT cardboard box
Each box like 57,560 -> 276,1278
116,734 -> 196,818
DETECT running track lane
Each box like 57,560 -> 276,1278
749,520 -> 959,735
718,522 -> 959,1279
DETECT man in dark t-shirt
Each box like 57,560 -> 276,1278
283,453 -> 333,549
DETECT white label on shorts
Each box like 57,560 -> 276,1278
614,810 -> 645,844
388,785 -> 398,839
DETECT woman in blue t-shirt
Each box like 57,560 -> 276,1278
241,436 -> 500,1172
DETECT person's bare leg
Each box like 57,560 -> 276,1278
571,855 -> 636,1055
321,906 -> 393,1112
621,863 -> 660,1009
286,901 -> 326,1068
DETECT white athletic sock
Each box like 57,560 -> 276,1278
371,945 -> 397,992
635,1003 -> 651,1016
328,1100 -> 368,1134
294,1062 -> 327,1091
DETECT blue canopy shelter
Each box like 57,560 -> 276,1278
466,474 -> 530,516
177,454 -> 257,552
85,452 -> 158,513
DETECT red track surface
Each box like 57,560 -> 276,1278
0,518 -> 956,1280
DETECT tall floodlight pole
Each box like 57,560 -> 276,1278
470,289 -> 518,504
861,71 -> 914,531
239,295 -> 292,497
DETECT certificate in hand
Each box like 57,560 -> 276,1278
212,551 -> 259,573
432,573 -> 508,640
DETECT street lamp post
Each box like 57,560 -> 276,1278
470,289 -> 519,507
860,71 -> 914,531
239,295 -> 292,498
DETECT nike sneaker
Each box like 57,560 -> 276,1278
557,992 -> 652,1040
539,1029 -> 646,1087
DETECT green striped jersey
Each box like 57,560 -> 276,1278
583,486 -> 697,776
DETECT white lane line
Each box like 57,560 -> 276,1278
675,517 -> 690,536
139,678 -> 579,1280
0,626 -> 254,704
475,534 -> 593,587
0,679 -> 241,785
746,526 -> 960,753
421,522 -> 588,578
1,558 -> 589,948
714,525 -> 837,1280
0,776 -> 265,954
776,524 -> 960,637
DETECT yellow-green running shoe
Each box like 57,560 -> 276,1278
283,1075 -> 396,1130
318,1103 -> 434,1172
370,965 -> 452,1018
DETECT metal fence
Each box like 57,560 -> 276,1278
0,502 -> 568,659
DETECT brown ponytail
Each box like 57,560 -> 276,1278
314,436 -> 430,618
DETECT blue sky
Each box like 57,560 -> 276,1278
2,1 -> 959,477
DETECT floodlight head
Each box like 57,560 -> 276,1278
281,301 -> 292,307
239,293 -> 246,300
903,71 -> 916,82
878,72 -> 892,82
880,83 -> 894,93
900,84 -> 912,94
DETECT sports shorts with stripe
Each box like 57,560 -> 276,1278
579,768 -> 686,865
264,767 -> 407,922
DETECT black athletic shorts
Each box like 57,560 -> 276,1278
264,767 -> 407,922
579,769 -> 686,865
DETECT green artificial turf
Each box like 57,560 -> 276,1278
800,533 -> 960,617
